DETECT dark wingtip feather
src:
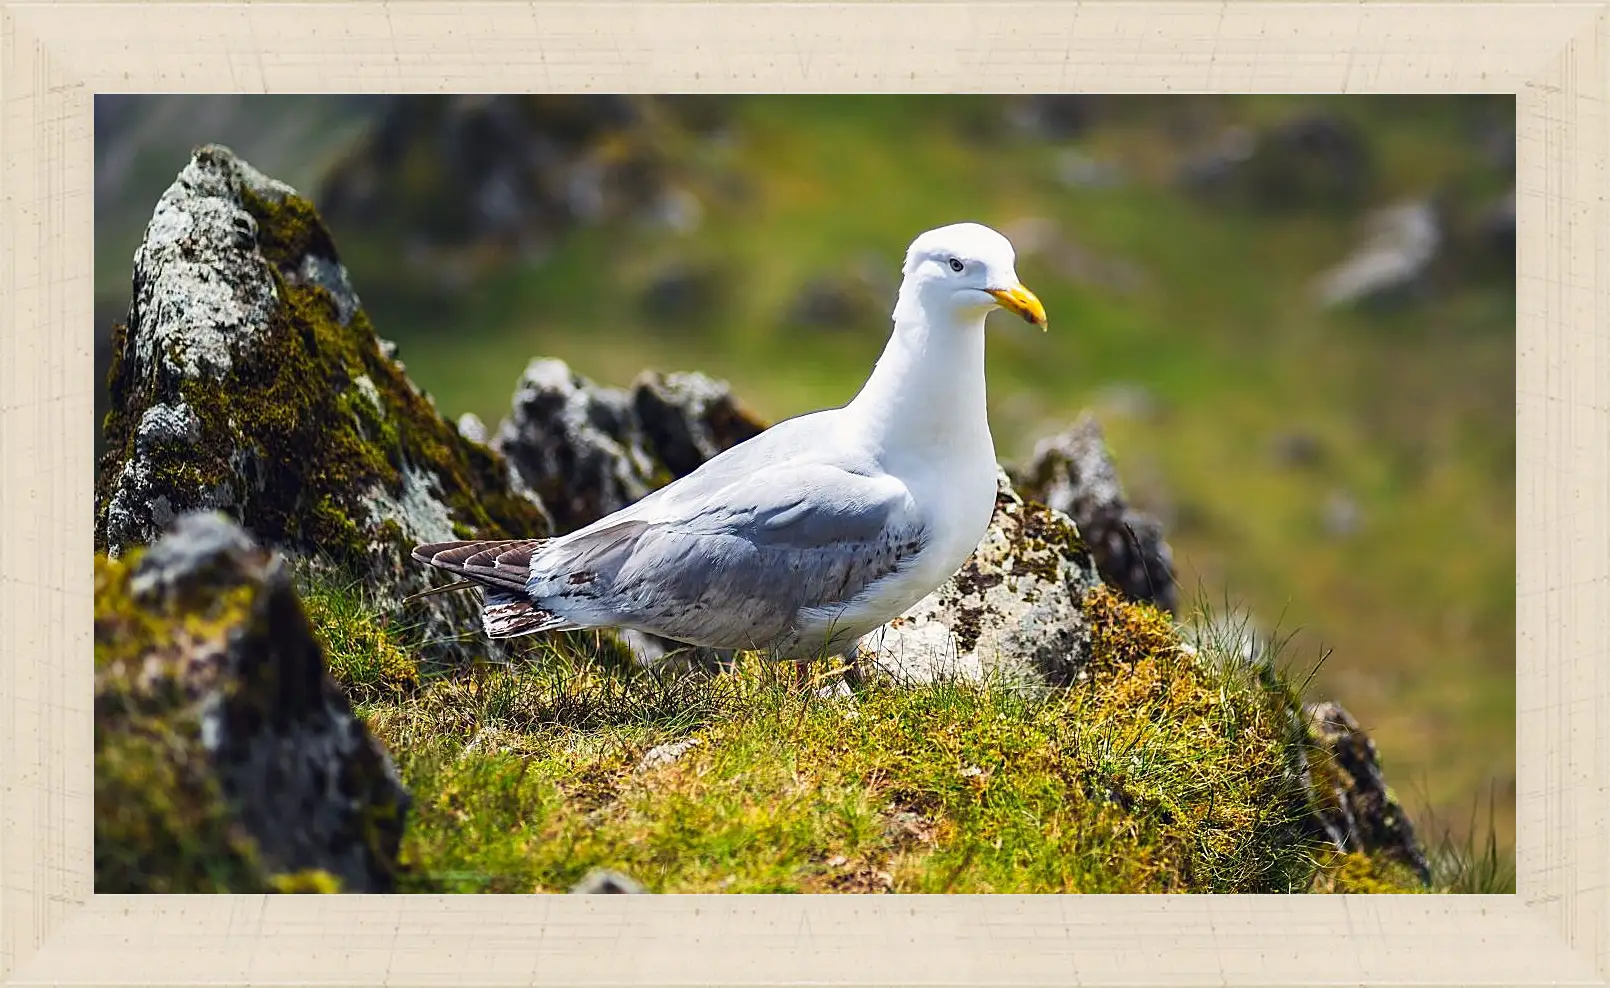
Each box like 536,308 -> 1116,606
412,538 -> 549,595
481,589 -> 577,639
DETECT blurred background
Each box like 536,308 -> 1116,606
95,94 -> 1516,855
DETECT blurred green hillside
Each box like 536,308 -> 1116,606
94,94 -> 1516,853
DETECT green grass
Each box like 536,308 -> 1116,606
320,95 -> 1514,856
299,567 -> 1431,895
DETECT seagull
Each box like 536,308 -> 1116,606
412,222 -> 1047,660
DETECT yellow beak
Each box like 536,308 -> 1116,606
987,284 -> 1048,330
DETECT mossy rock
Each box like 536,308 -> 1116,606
1011,412 -> 1179,615
858,468 -> 1102,685
1303,699 -> 1432,883
94,144 -> 551,662
95,512 -> 409,892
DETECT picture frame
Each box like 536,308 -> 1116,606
3,2 -> 1602,984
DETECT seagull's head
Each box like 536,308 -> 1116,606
899,222 -> 1047,331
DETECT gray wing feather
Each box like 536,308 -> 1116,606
528,462 -> 927,649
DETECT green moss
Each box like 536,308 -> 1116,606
1081,584 -> 1183,675
94,553 -> 272,893
1311,851 -> 1426,893
243,180 -> 549,551
1006,497 -> 1091,586
269,869 -> 344,893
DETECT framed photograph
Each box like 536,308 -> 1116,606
3,2 -> 1604,985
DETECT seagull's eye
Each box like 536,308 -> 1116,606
948,257 -> 965,273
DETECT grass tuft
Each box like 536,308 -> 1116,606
309,579 -> 1379,894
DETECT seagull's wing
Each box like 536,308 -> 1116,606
529,461 -> 930,649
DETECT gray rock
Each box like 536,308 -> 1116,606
1321,490 -> 1363,537
134,402 -> 201,451
637,260 -> 721,321
634,737 -> 702,773
857,468 -> 1102,686
493,358 -> 658,533
1270,430 -> 1325,469
456,412 -> 489,445
494,358 -> 765,535
1054,148 -> 1125,189
1304,700 -> 1432,884
783,265 -> 888,331
571,869 -> 648,893
128,509 -> 260,602
1007,95 -> 1103,140
126,151 -> 285,380
632,370 -> 767,478
94,145 -> 552,664
1012,414 -> 1180,615
96,512 -> 410,892
1317,199 -> 1442,308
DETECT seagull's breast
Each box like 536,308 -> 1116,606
792,439 -> 998,652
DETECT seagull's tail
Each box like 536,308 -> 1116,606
409,539 -> 582,639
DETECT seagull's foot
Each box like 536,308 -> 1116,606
842,653 -> 866,691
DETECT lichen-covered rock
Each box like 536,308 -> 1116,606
1304,700 -> 1432,884
94,145 -> 551,660
857,469 -> 1103,685
493,357 -> 765,534
1012,414 -> 1179,615
95,512 -> 409,892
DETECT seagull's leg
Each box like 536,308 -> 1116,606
843,647 -> 867,690
837,641 -> 869,691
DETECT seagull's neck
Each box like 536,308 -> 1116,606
848,302 -> 991,459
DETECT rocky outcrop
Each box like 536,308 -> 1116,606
94,512 -> 409,893
1012,414 -> 1179,615
857,469 -> 1104,685
319,96 -> 725,273
493,357 -> 766,535
94,145 -> 551,661
1304,700 -> 1431,883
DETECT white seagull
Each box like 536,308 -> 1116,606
413,222 -> 1047,660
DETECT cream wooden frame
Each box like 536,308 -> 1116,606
2,3 -> 1600,984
